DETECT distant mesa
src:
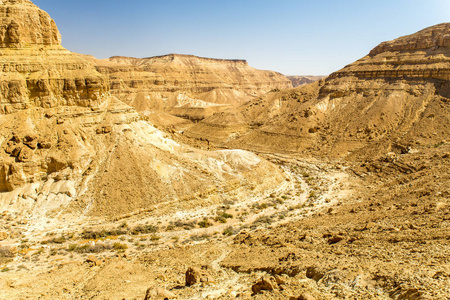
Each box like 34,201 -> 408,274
82,52 -> 292,121
109,53 -> 249,65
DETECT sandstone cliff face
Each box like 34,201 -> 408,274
0,0 -> 108,115
330,23 -> 450,81
0,0 -> 61,48
83,54 -> 292,120
201,24 -> 450,159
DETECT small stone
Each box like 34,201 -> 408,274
103,126 -> 112,133
18,146 -> 33,162
38,141 -> 53,149
186,267 -> 200,286
23,135 -> 38,149
0,231 -> 8,241
11,145 -> 23,157
144,286 -> 176,299
328,235 -> 344,244
364,222 -> 377,230
433,271 -> 449,279
185,267 -> 213,286
86,255 -> 101,266
251,277 -> 274,295
306,266 -> 325,282
290,293 -> 315,300
273,275 -> 286,286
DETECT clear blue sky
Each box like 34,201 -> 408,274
34,0 -> 449,75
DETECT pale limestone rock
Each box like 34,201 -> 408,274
144,287 -> 176,299
0,231 -> 8,240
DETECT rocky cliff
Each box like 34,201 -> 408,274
0,0 -> 60,48
83,53 -> 292,120
0,0 -> 108,115
330,23 -> 450,81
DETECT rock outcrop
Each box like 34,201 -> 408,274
0,0 -> 108,115
0,0 -> 60,48
330,23 -> 450,81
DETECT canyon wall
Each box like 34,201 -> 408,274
84,54 -> 292,120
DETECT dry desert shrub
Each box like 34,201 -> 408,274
68,242 -> 114,253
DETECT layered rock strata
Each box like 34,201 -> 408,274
83,54 -> 292,120
0,0 -> 108,115
329,23 -> 450,81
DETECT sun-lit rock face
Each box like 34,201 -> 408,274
370,23 -> 450,55
0,0 -> 61,47
0,0 -> 108,113
82,53 -> 292,120
329,23 -> 450,81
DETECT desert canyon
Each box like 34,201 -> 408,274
0,1 -> 449,299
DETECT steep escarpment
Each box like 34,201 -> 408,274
214,24 -> 450,159
0,0 -> 60,47
0,1 -> 108,114
330,23 -> 450,81
84,54 -> 292,120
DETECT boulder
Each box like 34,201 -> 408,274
306,266 -> 326,282
144,287 -> 176,299
0,231 -> 8,241
251,277 -> 275,295
17,146 -> 33,162
23,135 -> 38,149
185,267 -> 213,286
290,293 -> 315,300
85,255 -> 101,266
